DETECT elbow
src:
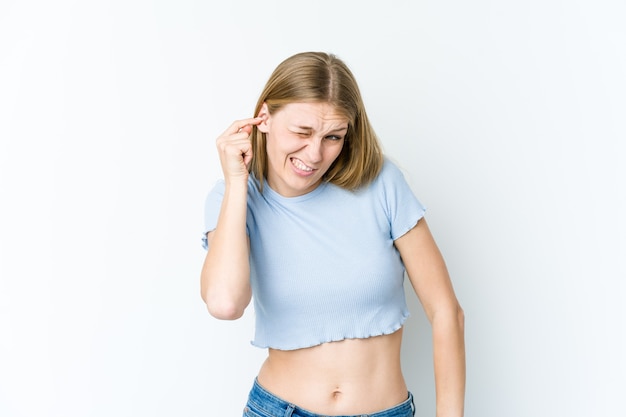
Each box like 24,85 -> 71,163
202,290 -> 247,320
431,301 -> 465,331
200,267 -> 251,320
206,302 -> 245,320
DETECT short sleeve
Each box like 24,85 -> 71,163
201,179 -> 225,250
379,160 -> 427,240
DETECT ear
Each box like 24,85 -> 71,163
256,103 -> 270,133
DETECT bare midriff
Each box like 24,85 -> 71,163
256,328 -> 408,416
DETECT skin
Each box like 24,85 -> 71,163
201,102 -> 465,416
257,102 -> 348,197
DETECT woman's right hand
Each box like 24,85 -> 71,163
216,117 -> 264,183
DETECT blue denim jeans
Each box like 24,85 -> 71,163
243,379 -> 416,417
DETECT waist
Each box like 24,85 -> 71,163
256,329 -> 407,415
247,378 -> 414,417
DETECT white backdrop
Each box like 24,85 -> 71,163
1,1 -> 624,416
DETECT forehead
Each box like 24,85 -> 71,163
275,102 -> 349,128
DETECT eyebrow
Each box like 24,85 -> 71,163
292,125 -> 348,132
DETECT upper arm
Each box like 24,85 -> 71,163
394,218 -> 461,321
204,230 -> 250,251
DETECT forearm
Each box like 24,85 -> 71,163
201,180 -> 251,319
432,306 -> 466,417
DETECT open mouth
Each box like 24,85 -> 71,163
291,157 -> 314,173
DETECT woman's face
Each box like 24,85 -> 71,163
257,102 -> 348,197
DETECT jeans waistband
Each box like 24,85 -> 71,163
245,378 -> 416,417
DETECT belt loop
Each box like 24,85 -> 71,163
410,392 -> 416,416
283,403 -> 295,417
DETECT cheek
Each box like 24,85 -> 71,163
266,135 -> 295,160
327,143 -> 345,162
278,136 -> 304,155
266,133 -> 283,152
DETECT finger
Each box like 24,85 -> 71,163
217,136 -> 252,155
227,117 -> 264,136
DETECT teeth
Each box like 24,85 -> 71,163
292,158 -> 313,172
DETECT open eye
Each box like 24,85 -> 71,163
325,135 -> 343,141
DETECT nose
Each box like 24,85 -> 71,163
304,137 -> 323,163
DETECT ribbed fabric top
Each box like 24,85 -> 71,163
202,158 -> 426,350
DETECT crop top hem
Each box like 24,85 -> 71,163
249,311 -> 410,351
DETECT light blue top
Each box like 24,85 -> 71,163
202,158 -> 426,350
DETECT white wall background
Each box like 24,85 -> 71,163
1,1 -> 624,416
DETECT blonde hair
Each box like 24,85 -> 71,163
249,52 -> 383,191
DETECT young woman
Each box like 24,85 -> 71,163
201,52 -> 465,417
